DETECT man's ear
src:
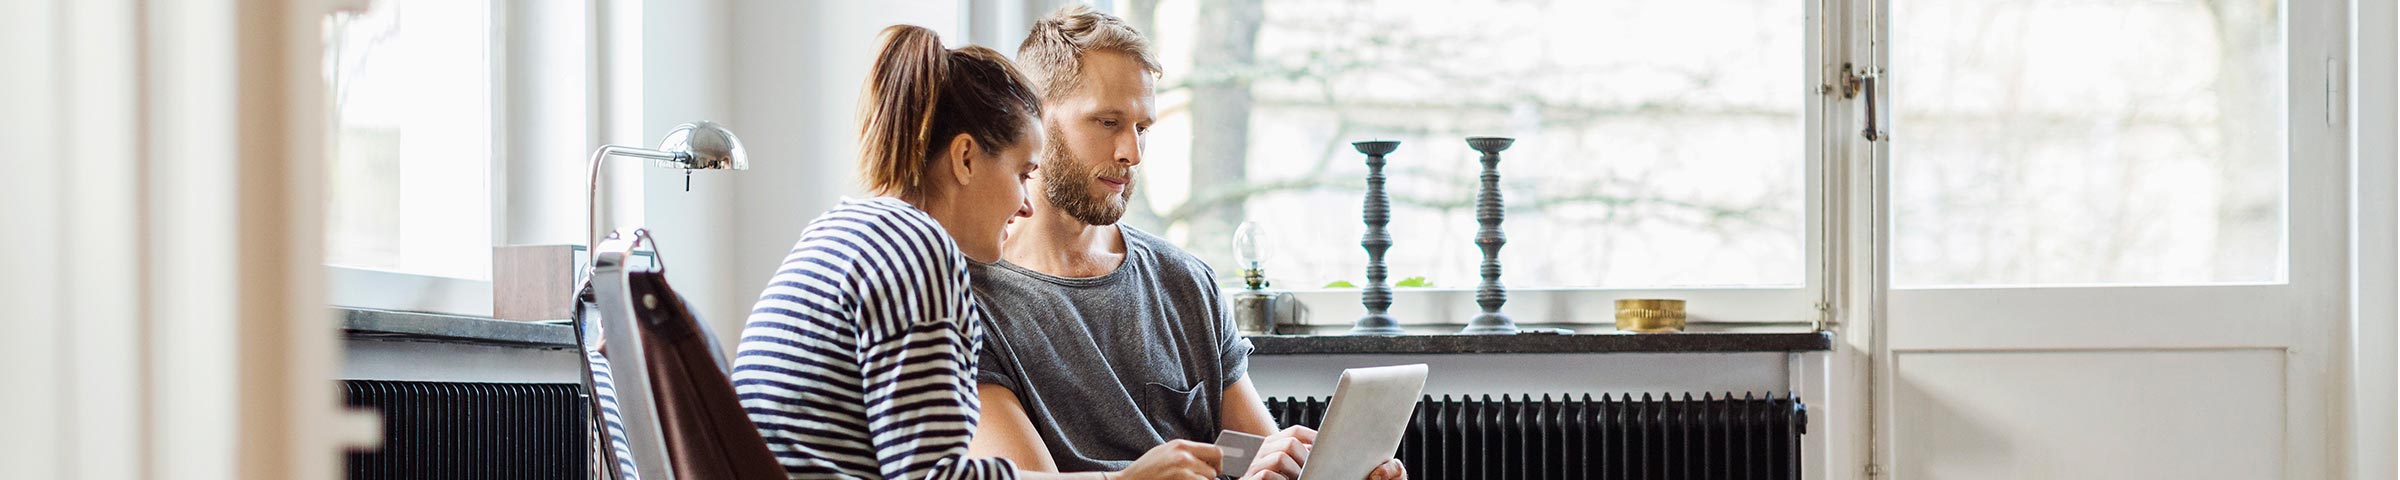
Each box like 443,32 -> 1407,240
944,133 -> 977,187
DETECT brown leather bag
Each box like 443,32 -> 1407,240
622,268 -> 787,480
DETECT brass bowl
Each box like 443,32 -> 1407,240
1614,299 -> 1687,333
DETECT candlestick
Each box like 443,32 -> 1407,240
1351,140 -> 1405,336
1462,136 -> 1518,335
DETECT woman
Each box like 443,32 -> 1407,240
731,26 -> 1220,480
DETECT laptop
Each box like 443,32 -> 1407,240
1296,364 -> 1429,480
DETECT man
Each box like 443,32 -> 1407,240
965,6 -> 1406,480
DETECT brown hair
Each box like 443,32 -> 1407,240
1015,4 -> 1163,102
859,25 -> 1044,198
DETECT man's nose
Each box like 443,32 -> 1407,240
1117,133 -> 1143,167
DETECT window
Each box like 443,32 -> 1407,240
324,0 -> 495,281
1890,0 -> 2286,287
1129,0 -> 1810,292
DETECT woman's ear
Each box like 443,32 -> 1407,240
945,133 -> 978,187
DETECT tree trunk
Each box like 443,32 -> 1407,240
1187,0 -> 1263,263
2206,0 -> 2281,282
1119,0 -> 1167,230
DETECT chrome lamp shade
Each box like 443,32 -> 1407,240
587,120 -> 749,253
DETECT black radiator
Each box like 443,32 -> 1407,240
1266,393 -> 1806,480
342,380 -> 588,480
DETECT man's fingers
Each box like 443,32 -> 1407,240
1171,439 -> 1223,465
1272,452 -> 1303,476
1278,425 -> 1320,444
1240,468 -> 1291,480
1245,450 -> 1283,471
1260,435 -> 1306,457
1372,458 -> 1408,480
1247,450 -> 1302,478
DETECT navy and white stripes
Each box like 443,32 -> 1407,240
733,197 -> 1017,480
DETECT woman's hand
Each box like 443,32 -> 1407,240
1115,440 -> 1221,480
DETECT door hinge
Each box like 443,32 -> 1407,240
1866,463 -> 1884,477
2326,57 -> 2339,127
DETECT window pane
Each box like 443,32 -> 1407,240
1135,0 -> 1806,289
1892,0 -> 2285,286
324,0 -> 493,280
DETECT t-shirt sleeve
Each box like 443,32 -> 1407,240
1200,267 -> 1255,390
971,303 -> 1025,394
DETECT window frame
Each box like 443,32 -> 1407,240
326,0 -> 610,317
1089,0 -> 1843,328
1875,0 -> 2342,349
1862,0 -> 2355,477
322,0 -> 507,315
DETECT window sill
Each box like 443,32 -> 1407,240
338,307 -> 575,349
1246,329 -> 1831,355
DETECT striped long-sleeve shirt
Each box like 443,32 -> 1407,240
732,197 -> 1018,480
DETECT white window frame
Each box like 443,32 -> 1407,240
1041,0 -> 1842,329
1859,0 -> 2357,477
326,0 -> 639,317
322,0 -> 505,315
1871,0 -> 2342,349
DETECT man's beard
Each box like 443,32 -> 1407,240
1040,125 -> 1136,226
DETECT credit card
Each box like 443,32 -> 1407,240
1215,429 -> 1267,477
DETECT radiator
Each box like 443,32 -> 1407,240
1265,393 -> 1806,480
343,380 -> 588,480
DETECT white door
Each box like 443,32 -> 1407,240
1865,0 -> 2346,477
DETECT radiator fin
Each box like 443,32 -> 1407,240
343,380 -> 588,480
1266,392 -> 1805,480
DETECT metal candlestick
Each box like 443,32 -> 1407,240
1462,137 -> 1518,335
1351,140 -> 1405,335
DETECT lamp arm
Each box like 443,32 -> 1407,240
587,145 -> 687,253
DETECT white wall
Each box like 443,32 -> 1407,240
342,340 -> 583,383
641,0 -> 739,349
2350,0 -> 2400,475
637,0 -> 969,351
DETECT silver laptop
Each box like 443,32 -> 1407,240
1298,364 -> 1429,480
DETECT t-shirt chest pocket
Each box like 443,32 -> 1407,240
1137,379 -> 1213,438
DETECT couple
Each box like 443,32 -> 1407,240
727,6 -> 1406,480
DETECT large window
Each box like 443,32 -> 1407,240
1890,0 -> 2286,286
1127,0 -> 1809,292
324,0 -> 494,281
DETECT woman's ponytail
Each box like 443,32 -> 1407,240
859,25 -> 950,194
856,25 -> 1044,199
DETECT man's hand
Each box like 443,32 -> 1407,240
1364,458 -> 1406,480
1239,426 -> 1315,480
1118,440 -> 1222,480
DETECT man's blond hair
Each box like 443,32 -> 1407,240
1016,4 -> 1163,102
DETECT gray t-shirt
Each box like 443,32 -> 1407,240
970,225 -> 1254,473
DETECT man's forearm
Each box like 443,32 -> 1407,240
1014,471 -> 1110,480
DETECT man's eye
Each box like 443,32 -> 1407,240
1100,119 -> 1119,128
